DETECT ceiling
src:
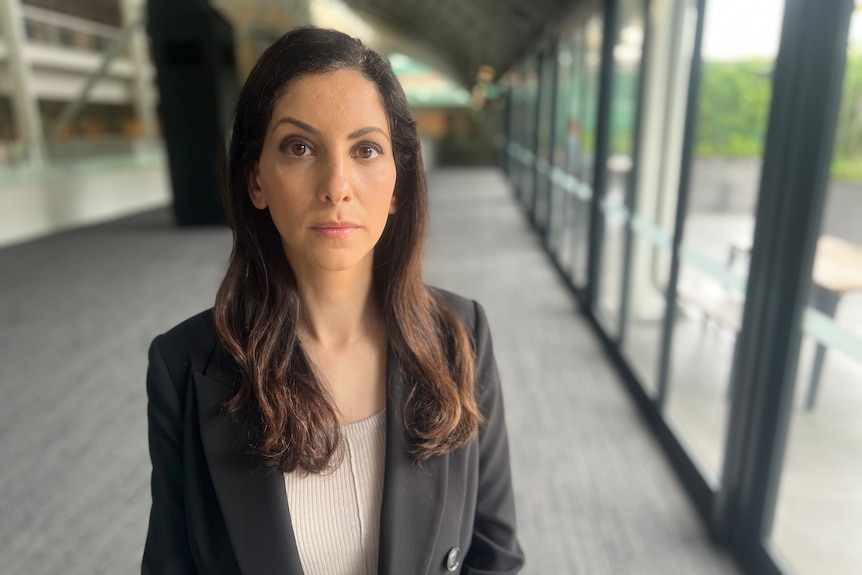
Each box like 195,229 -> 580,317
342,0 -> 572,86
211,0 -> 575,88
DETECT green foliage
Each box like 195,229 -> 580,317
695,56 -> 862,183
610,70 -> 637,155
831,54 -> 862,183
695,59 -> 772,158
538,53 -> 862,183
831,157 -> 862,183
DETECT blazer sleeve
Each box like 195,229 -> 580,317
463,301 -> 525,574
142,335 -> 197,575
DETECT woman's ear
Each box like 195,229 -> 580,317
388,193 -> 397,214
248,163 -> 268,210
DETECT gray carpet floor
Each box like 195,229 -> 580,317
0,167 -> 741,574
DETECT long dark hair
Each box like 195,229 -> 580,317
214,27 -> 482,473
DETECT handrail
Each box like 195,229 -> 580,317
21,5 -> 120,40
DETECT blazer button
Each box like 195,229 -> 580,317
446,546 -> 461,572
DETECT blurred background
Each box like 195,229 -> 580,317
0,0 -> 860,574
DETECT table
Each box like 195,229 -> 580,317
724,235 -> 862,409
805,235 -> 862,409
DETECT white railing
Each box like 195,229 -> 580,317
21,5 -> 124,55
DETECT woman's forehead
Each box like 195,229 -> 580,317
270,70 -> 388,126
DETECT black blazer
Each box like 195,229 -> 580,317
142,289 -> 524,575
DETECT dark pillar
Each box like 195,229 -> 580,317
147,0 -> 239,225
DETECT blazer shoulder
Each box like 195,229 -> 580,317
151,309 -> 219,383
428,286 -> 480,331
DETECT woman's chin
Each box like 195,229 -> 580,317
288,251 -> 376,278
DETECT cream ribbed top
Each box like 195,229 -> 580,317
284,410 -> 386,575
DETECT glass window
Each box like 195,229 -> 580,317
568,15 -> 605,288
547,25 -> 578,262
501,70 -> 519,183
621,0 -> 698,394
518,56 -> 540,208
770,4 -> 862,573
0,97 -> 14,141
665,0 -> 785,481
59,26 -> 75,48
593,0 -> 645,337
533,47 -> 558,232
504,66 -> 526,194
24,19 -> 36,41
551,14 -> 603,289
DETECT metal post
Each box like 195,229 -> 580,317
0,0 -> 44,165
654,0 -> 706,409
543,38 -> 561,243
617,0 -> 651,345
587,0 -> 620,309
122,0 -> 159,140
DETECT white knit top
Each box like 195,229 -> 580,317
284,410 -> 387,575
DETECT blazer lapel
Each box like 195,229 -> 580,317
193,342 -> 450,575
194,346 -> 304,575
378,348 -> 450,575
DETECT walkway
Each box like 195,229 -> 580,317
0,167 -> 740,573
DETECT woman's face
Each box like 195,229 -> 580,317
249,69 -> 397,278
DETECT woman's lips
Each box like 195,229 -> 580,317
311,222 -> 359,239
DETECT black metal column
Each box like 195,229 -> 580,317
586,0 -> 619,309
147,0 -> 239,225
616,0 -> 651,345
714,1 -> 854,572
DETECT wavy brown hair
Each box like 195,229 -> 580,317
214,27 -> 482,473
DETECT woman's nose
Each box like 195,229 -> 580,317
318,154 -> 352,204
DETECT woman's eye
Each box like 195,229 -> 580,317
356,145 -> 381,159
288,142 -> 308,156
280,139 -> 311,156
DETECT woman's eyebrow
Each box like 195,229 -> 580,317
272,118 -> 389,142
347,126 -> 390,141
272,117 -> 318,134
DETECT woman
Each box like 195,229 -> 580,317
143,27 -> 524,575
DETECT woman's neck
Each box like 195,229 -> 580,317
294,265 -> 383,350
